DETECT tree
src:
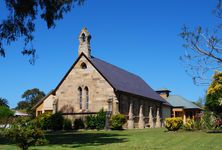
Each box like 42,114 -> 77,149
17,88 -> 45,116
3,117 -> 47,150
22,88 -> 45,106
0,106 -> 14,128
180,0 -> 222,85
206,71 -> 222,117
0,97 -> 9,108
0,0 -> 85,64
16,100 -> 30,110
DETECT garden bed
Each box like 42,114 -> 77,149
207,130 -> 222,133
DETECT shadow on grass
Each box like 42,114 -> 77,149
44,131 -> 128,148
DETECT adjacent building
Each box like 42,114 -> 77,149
156,88 -> 201,123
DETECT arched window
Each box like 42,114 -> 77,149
81,33 -> 86,42
85,87 -> 89,110
81,62 -> 87,69
78,87 -> 82,110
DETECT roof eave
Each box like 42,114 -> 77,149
116,90 -> 165,104
31,90 -> 54,110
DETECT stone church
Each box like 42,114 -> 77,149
33,28 -> 172,129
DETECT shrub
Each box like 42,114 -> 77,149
214,118 -> 222,129
50,112 -> 64,131
0,106 -> 14,128
74,118 -> 85,130
202,111 -> 215,130
86,115 -> 97,129
95,109 -> 106,130
86,109 -> 106,130
34,113 -> 52,130
110,114 -> 126,130
194,118 -> 204,130
165,117 -> 183,131
63,118 -> 72,130
3,120 -> 47,150
184,118 -> 195,131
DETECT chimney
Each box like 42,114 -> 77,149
156,88 -> 171,99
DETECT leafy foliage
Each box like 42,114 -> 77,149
74,118 -> 85,130
63,118 -> 72,130
202,111 -> 216,130
206,72 -> 222,116
33,112 -> 72,131
86,109 -> 106,130
34,113 -> 52,130
215,118 -> 222,129
0,106 -> 14,128
184,118 -> 195,131
0,97 -> 9,108
0,0 -> 85,63
16,88 -> 45,117
165,117 -> 183,131
95,109 -> 106,130
193,113 -> 205,130
110,114 -> 126,130
50,112 -> 64,131
0,106 -> 14,118
21,88 -> 45,106
16,101 -> 30,110
86,115 -> 97,129
3,118 -> 47,150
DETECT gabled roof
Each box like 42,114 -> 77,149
166,95 -> 201,109
90,56 -> 165,103
32,90 -> 54,110
48,53 -> 165,104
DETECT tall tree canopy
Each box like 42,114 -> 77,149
16,100 -> 30,110
16,88 -> 45,115
0,97 -> 9,108
206,71 -> 222,116
0,0 -> 85,64
21,88 -> 45,107
180,0 -> 222,85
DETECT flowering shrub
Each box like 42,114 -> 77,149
184,119 -> 195,131
165,117 -> 183,131
214,118 -> 222,129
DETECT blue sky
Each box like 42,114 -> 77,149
0,0 -> 218,108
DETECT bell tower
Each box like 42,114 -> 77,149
78,27 -> 91,58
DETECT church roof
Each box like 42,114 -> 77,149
90,56 -> 165,103
166,95 -> 201,109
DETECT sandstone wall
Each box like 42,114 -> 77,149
56,55 -> 116,115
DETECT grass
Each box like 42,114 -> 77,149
1,128 -> 222,150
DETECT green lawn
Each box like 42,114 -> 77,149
1,128 -> 222,150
